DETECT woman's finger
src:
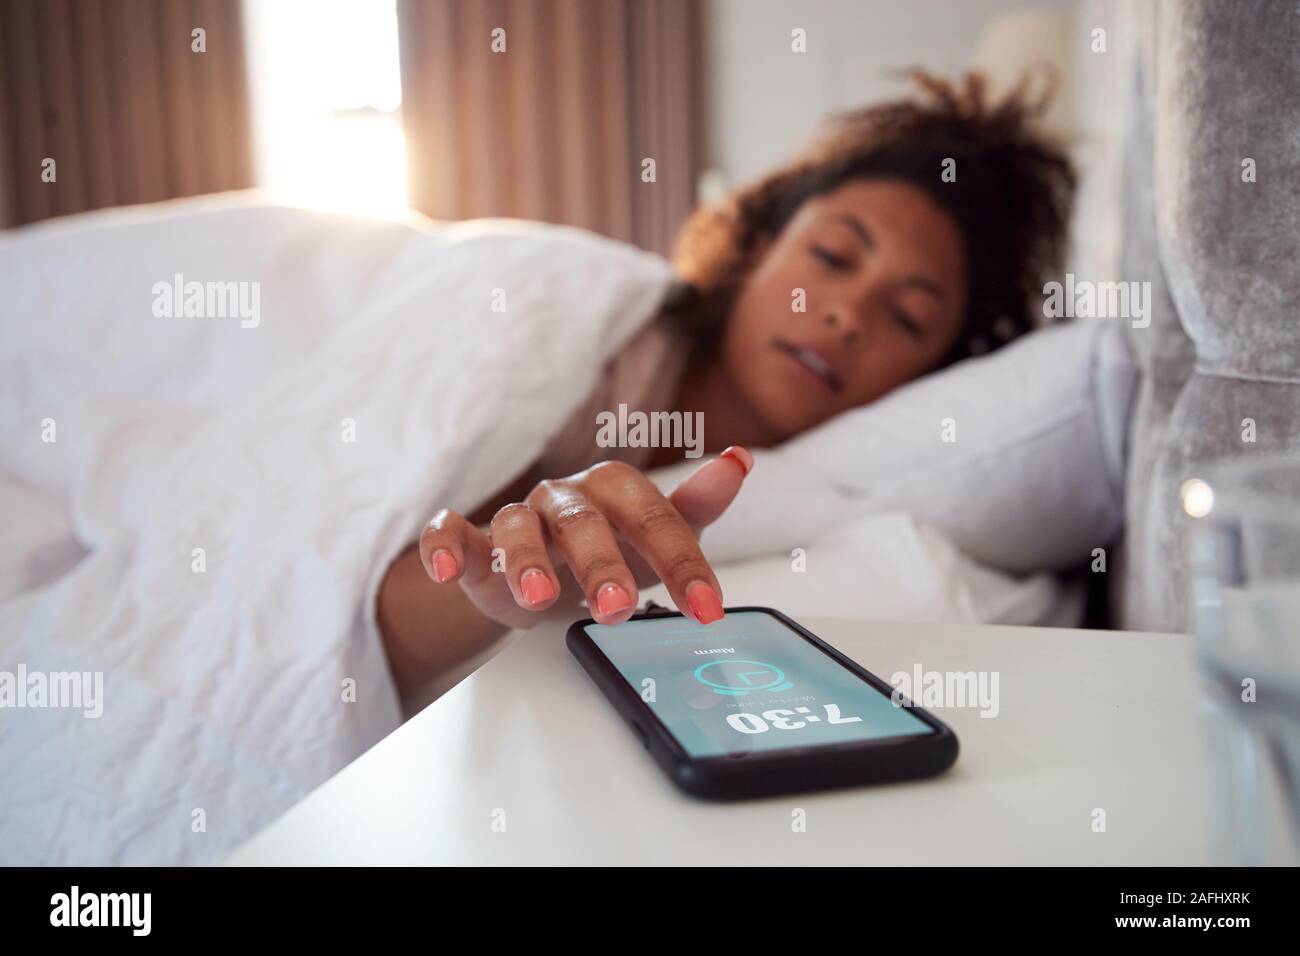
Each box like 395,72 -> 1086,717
421,506 -> 573,631
526,480 -> 639,625
668,445 -> 753,530
489,502 -> 562,611
418,509 -> 495,585
586,461 -> 726,626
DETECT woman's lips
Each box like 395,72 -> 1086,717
773,338 -> 844,393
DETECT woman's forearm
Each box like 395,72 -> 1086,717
376,543 -> 509,711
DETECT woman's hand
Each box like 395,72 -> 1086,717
418,447 -> 754,629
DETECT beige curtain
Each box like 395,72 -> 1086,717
397,0 -> 704,254
0,0 -> 254,228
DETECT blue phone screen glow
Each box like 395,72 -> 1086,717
584,611 -> 933,759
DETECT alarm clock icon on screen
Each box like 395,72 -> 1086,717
692,659 -> 794,697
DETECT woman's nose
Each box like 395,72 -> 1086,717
823,305 -> 867,347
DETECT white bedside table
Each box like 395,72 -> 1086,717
226,616 -> 1209,865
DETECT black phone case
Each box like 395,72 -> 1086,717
566,605 -> 959,800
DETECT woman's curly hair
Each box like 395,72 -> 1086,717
666,69 -> 1076,367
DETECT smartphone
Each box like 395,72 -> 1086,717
566,606 -> 959,799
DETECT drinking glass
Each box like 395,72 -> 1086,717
1185,454 -> 1300,865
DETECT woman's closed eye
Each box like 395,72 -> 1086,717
810,244 -> 853,270
892,307 -> 923,339
811,243 -> 925,339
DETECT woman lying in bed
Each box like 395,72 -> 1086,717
377,72 -> 1075,706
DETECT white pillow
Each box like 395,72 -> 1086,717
638,510 -> 1079,626
651,319 -> 1136,574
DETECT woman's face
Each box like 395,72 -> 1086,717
720,178 -> 969,440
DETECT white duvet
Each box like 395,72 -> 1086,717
0,197 -> 1070,865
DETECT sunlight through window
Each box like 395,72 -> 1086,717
245,0 -> 409,218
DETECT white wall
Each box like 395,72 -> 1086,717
702,0 -> 1072,192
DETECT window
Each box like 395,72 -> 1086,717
245,0 -> 408,217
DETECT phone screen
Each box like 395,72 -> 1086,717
583,610 -> 935,759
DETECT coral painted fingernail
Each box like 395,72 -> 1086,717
686,581 -> 724,624
520,568 -> 555,606
720,446 -> 754,477
432,549 -> 458,583
595,583 -> 633,617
